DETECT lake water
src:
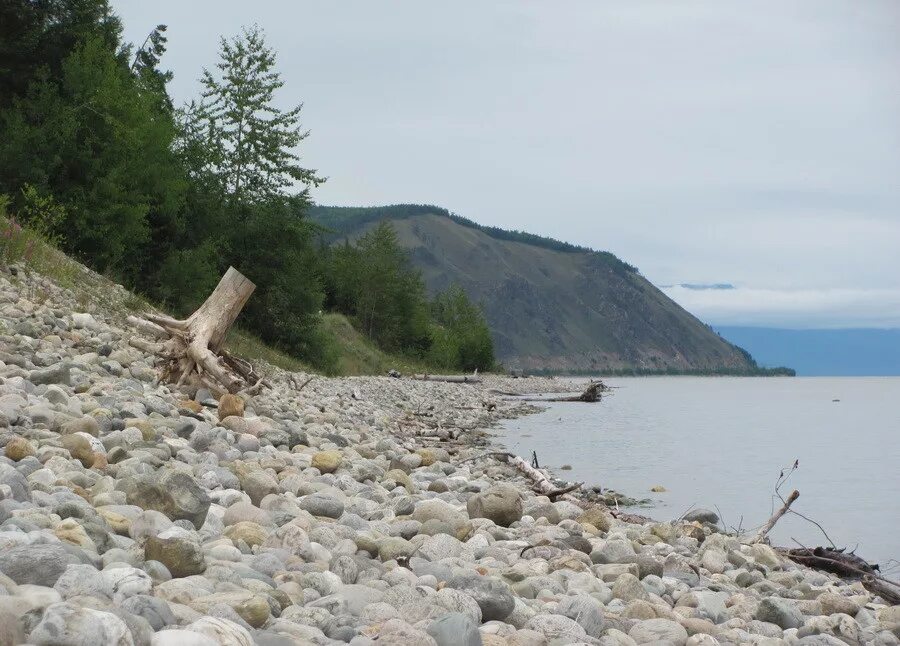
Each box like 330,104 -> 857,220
496,377 -> 900,565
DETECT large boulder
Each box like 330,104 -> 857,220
755,597 -> 803,629
445,573 -> 515,622
0,543 -> 83,586
612,573 -> 649,602
466,484 -> 523,527
412,499 -> 467,525
149,630 -> 217,646
0,606 -> 23,646
311,451 -> 342,474
238,470 -> 279,506
577,506 -> 614,532
5,436 -> 35,461
525,614 -> 588,641
29,602 -> 133,646
299,493 -> 344,519
144,536 -> 206,578
217,394 -> 245,419
29,362 -> 72,386
62,432 -> 105,467
628,618 -> 689,645
556,594 -> 605,637
683,508 -> 720,524
426,613 -> 482,646
123,470 -> 211,528
121,595 -> 177,631
185,617 -> 253,646
0,463 -> 31,502
591,538 -> 636,565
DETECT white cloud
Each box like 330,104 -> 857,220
662,285 -> 900,328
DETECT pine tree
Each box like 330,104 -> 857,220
130,24 -> 174,113
192,25 -> 323,204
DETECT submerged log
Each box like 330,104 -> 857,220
128,267 -> 259,395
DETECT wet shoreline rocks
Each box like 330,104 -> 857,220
0,265 -> 897,645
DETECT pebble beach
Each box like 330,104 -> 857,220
0,265 -> 898,645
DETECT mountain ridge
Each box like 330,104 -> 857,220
309,204 -> 785,374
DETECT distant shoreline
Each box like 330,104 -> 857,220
521,366 -> 796,377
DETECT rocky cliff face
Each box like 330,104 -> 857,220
311,206 -> 756,373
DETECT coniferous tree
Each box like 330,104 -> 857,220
0,34 -> 183,272
130,24 -> 174,113
191,25 -> 323,204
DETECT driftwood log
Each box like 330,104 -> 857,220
782,546 -> 875,578
780,546 -> 900,605
128,267 -> 260,396
554,381 -> 606,402
490,451 -> 583,501
411,374 -> 482,384
517,381 -> 607,403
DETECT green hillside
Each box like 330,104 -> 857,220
310,205 -> 768,374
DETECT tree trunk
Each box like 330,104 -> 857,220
128,267 -> 259,395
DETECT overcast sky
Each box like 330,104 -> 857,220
114,1 -> 900,328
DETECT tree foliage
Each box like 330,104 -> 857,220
325,223 -> 431,353
0,2 -> 494,374
0,17 -> 184,273
429,285 -> 495,371
192,26 -> 323,204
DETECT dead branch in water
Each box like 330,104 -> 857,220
745,464 -> 900,604
752,489 -> 799,544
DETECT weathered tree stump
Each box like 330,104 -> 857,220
128,267 -> 260,395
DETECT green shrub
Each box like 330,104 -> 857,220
17,184 -> 65,247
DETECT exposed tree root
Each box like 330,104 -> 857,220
127,267 -> 262,396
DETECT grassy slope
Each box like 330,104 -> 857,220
314,207 -> 758,373
320,313 -> 435,376
2,224 -> 428,377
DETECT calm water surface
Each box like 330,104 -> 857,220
496,377 -> 900,564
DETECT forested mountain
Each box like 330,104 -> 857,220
310,205 -> 774,374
